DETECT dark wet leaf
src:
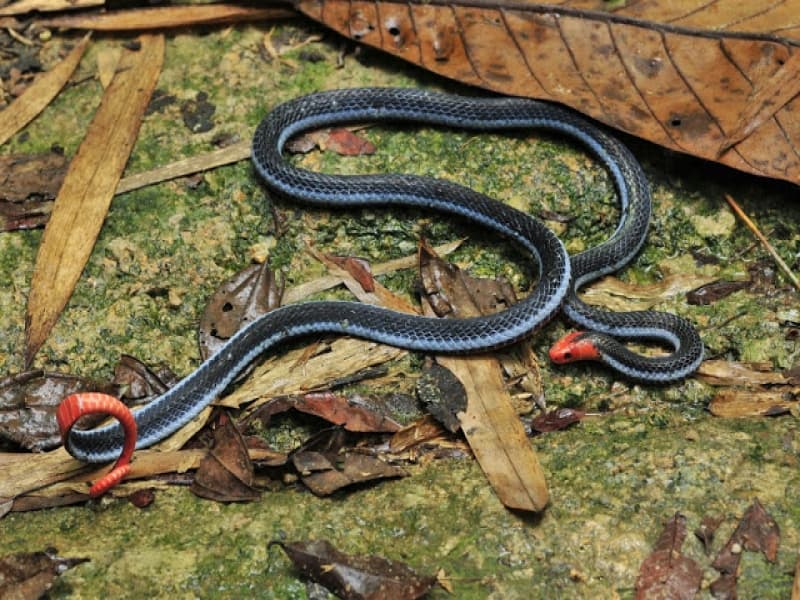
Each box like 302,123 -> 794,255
243,393 -> 400,433
328,255 -> 375,292
286,127 -> 376,156
709,573 -> 737,599
293,444 -> 407,496
530,408 -> 586,434
271,539 -> 436,600
687,280 -> 750,305
0,151 -> 68,231
695,514 -> 723,554
294,392 -> 401,433
191,414 -> 260,502
0,370 -> 116,452
181,90 -> 215,133
0,549 -> 88,599
112,354 -> 178,402
198,261 -> 283,360
415,363 -> 465,433
127,489 -> 155,508
0,152 -> 66,202
635,513 -> 703,600
418,240 -> 515,318
713,499 -> 780,574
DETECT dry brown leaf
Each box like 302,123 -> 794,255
38,5 -> 296,31
299,0 -> 800,185
419,243 -> 548,511
24,34 -> 164,367
0,34 -> 90,146
793,554 -> 800,600
0,0 -> 99,16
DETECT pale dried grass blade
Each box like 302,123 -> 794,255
0,33 -> 90,146
0,0 -> 99,16
38,4 -> 296,31
24,34 -> 165,367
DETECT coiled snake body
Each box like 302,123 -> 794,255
58,88 -> 703,493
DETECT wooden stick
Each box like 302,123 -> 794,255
724,194 -> 800,291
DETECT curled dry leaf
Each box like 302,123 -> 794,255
0,549 -> 89,599
634,513 -> 703,600
286,127 -> 377,156
198,261 -> 283,360
0,370 -> 116,452
112,354 -> 178,402
190,415 -> 260,502
271,539 -> 437,600
293,450 -> 407,495
299,0 -> 800,185
713,499 -> 780,574
529,407 -> 585,434
242,392 -> 401,433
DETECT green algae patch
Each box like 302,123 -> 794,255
1,18 -> 799,600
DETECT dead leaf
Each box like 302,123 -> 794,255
191,415 -> 260,502
287,127 -> 376,156
37,5 -> 295,31
530,408 -> 585,434
293,450 -> 407,496
24,34 -> 164,367
687,280 -> 751,305
294,392 -> 401,432
0,152 -> 67,202
418,241 -> 549,511
271,539 -> 436,600
0,549 -> 88,599
112,355 -> 178,402
127,488 -> 155,508
415,363 -> 465,433
695,515 -> 723,555
198,261 -> 283,360
713,499 -> 780,571
0,370 -> 115,452
328,255 -> 376,292
0,34 -> 90,146
0,0 -> 101,16
634,513 -> 703,600
299,0 -> 800,185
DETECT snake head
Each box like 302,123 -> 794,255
549,331 -> 602,364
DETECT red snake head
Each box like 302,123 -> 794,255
549,331 -> 601,364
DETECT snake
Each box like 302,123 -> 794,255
57,88 -> 703,494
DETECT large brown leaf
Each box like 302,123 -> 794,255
296,0 -> 800,185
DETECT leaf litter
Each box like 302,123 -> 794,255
270,539 -> 437,600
